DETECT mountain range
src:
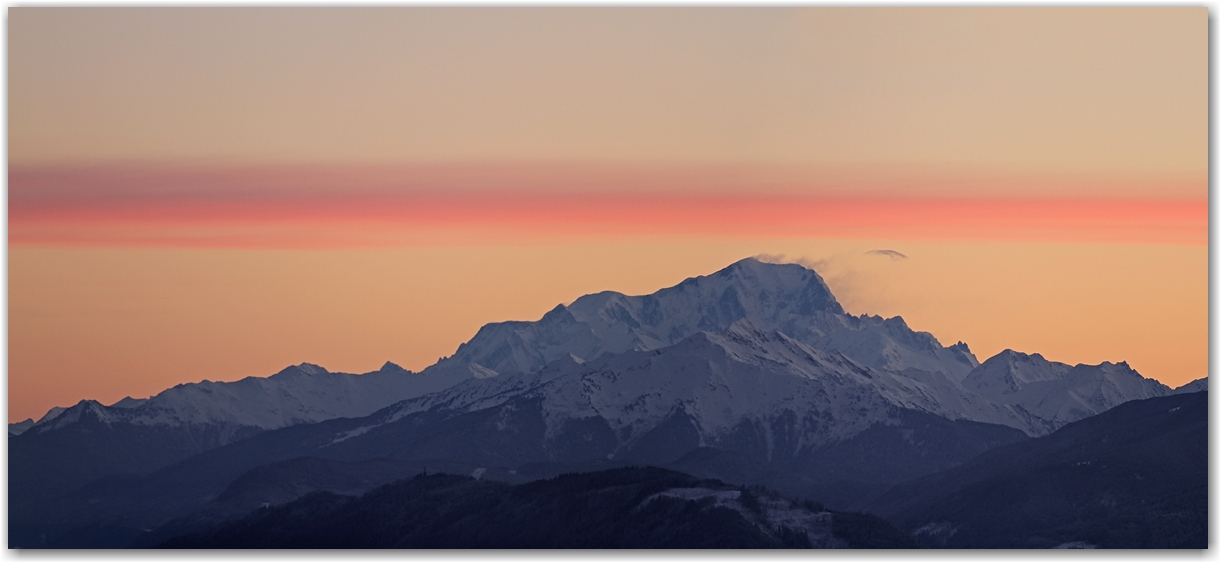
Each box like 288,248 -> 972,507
8,257 -> 1205,548
869,391 -> 1207,548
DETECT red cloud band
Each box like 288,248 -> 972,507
9,165 -> 1206,248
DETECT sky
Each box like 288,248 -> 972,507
7,7 -> 1208,423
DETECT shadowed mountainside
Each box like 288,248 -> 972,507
161,466 -> 920,549
867,392 -> 1207,548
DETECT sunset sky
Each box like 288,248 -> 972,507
7,7 -> 1208,423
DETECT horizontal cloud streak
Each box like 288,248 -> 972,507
867,250 -> 909,259
10,164 -> 1206,248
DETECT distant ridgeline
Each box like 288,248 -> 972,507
10,258 -> 1206,549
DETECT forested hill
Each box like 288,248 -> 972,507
162,466 -> 918,549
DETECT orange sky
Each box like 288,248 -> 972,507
6,8 -> 1209,423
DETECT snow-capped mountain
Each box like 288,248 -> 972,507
12,257 -> 1172,492
362,319 -> 1055,452
23,256 -> 1142,448
352,319 -> 916,452
8,419 -> 34,436
436,258 -> 978,381
12,257 -> 1190,548
340,258 -> 1166,441
333,322 -> 1153,475
15,361 -> 457,440
9,360 -> 469,516
9,406 -> 67,436
18,323 -> 1024,541
961,350 -> 1172,429
1173,377 -> 1208,394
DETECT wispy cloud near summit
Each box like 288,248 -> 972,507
752,254 -> 826,271
866,250 -> 909,260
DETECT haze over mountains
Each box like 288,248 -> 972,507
9,257 -> 1205,548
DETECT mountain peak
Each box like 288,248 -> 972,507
272,363 -> 330,378
36,406 -> 68,425
7,418 -> 35,436
963,349 -> 1171,433
992,349 -> 1045,363
110,396 -> 147,409
439,257 -> 970,379
729,255 -> 811,272
297,363 -> 328,375
379,361 -> 408,373
702,257 -> 844,316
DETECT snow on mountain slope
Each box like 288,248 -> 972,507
20,361 -> 467,443
8,419 -> 34,436
1174,377 -> 1208,394
436,257 -> 977,381
345,320 -> 1049,455
12,258 -> 1170,445
7,258 -> 980,441
809,315 -> 979,381
9,406 -> 68,436
962,350 -> 1171,430
8,404 -> 68,436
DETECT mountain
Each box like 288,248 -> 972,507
1173,377 -> 1208,394
8,419 -> 34,436
866,392 -> 1207,548
160,467 -> 919,548
12,257 -> 1164,456
130,456 -> 487,548
9,320 -> 1030,546
10,257 -> 1184,548
9,406 -> 68,436
323,318 -> 1035,471
393,258 -> 1171,437
961,350 -> 1171,433
13,361 -> 451,439
9,361 -> 466,524
436,258 -> 978,381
